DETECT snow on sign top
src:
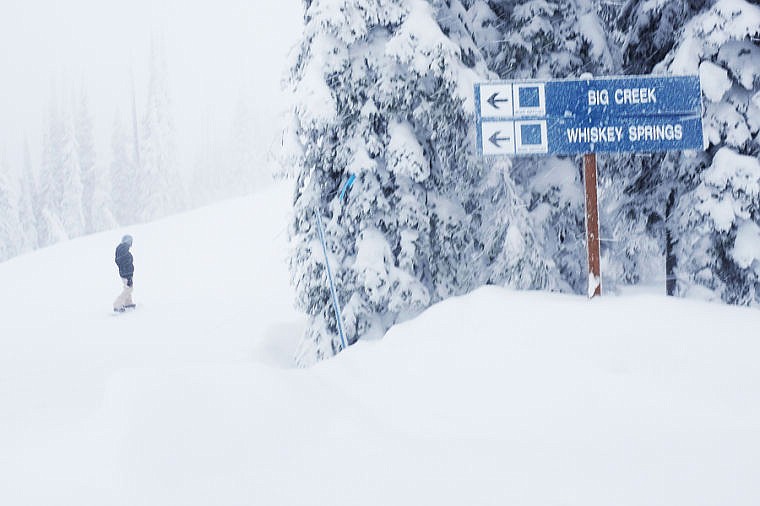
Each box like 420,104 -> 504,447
475,75 -> 705,156
475,75 -> 703,120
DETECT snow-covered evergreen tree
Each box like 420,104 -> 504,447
89,161 -> 117,232
0,152 -> 22,262
130,68 -> 142,180
599,0 -> 708,292
138,36 -> 183,222
288,0 -> 555,365
59,100 -> 85,238
110,113 -> 135,225
18,139 -> 39,253
74,87 -> 114,233
108,71 -> 145,226
475,158 -> 558,290
76,88 -> 96,232
469,0 -> 614,293
659,0 -> 760,304
595,0 -> 622,29
473,0 -> 613,79
615,0 -> 708,76
602,0 -> 759,303
34,84 -> 86,244
38,88 -> 68,246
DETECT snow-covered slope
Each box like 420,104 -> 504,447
1,181 -> 759,505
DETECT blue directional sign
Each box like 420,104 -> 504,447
475,75 -> 704,156
478,115 -> 703,156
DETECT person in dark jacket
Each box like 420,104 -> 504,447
113,235 -> 136,312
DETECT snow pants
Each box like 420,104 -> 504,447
113,278 -> 134,310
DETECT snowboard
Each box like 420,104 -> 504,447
112,304 -> 137,314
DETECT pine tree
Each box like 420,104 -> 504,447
288,0 -> 555,364
18,139 -> 39,253
289,0 -> 422,364
0,152 -> 22,262
476,158 -> 558,290
615,0 -> 708,76
89,160 -> 117,233
72,91 -> 117,234
75,87 -> 100,233
139,35 -> 183,222
604,0 -> 760,303
130,66 -> 142,179
59,99 -> 85,238
659,0 -> 760,304
470,0 -> 614,293
595,0 -> 622,29
38,86 -> 67,246
110,112 -> 138,225
474,0 -> 613,79
599,0 -> 709,292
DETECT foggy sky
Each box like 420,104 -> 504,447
0,0 -> 302,171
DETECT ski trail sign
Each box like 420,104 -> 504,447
475,75 -> 704,156
474,74 -> 705,298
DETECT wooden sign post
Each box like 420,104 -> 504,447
583,153 -> 602,298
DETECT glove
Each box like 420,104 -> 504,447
127,277 -> 133,287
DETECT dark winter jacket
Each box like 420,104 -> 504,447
115,243 -> 134,280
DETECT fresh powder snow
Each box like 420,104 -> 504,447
1,181 -> 760,505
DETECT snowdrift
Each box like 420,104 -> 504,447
1,181 -> 759,506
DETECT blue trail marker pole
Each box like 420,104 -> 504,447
315,211 -> 348,352
314,174 -> 356,352
339,174 -> 356,202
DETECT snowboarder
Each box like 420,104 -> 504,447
113,234 -> 136,312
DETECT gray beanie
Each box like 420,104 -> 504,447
121,234 -> 133,246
